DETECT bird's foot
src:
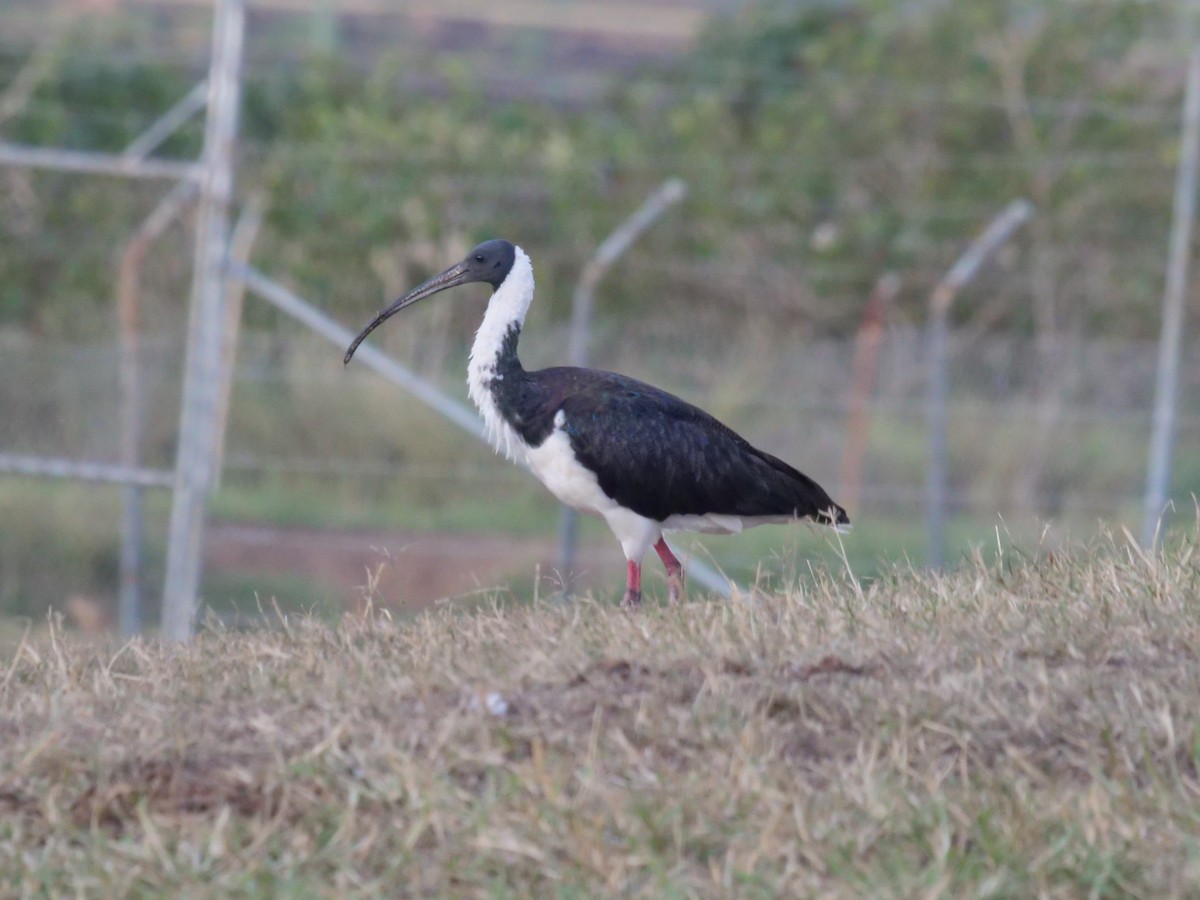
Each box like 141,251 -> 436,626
655,538 -> 685,606
622,561 -> 642,610
666,572 -> 685,606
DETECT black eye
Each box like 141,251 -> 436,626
475,255 -> 485,262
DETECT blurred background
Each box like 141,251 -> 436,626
1,0 -> 1198,634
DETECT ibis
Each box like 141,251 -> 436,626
345,239 -> 849,608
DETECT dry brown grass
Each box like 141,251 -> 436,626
3,526 -> 1200,897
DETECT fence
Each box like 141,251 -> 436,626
3,323 -> 1197,625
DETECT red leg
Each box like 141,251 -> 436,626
654,537 -> 685,605
621,560 -> 642,609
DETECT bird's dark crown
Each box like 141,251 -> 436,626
462,239 -> 516,289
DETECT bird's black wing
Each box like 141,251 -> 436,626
531,368 -> 847,526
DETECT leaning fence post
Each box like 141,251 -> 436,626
926,199 -> 1033,568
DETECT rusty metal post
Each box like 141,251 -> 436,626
116,181 -> 198,637
838,272 -> 900,517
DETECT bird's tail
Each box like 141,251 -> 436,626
755,449 -> 852,533
815,502 -> 851,534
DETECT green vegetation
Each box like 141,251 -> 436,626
2,528 -> 1199,894
0,0 -> 1182,337
0,480 -> 134,620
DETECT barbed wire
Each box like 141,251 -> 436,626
1,87 -> 1182,172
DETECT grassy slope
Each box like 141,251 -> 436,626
2,529 -> 1200,897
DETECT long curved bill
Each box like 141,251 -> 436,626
343,260 -> 470,365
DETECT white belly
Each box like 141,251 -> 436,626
662,513 -> 794,534
662,513 -> 851,536
525,412 -> 662,562
525,419 -> 616,516
662,513 -> 749,534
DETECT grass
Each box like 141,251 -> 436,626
3,525 -> 1200,895
209,469 -> 560,536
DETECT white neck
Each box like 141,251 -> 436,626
467,246 -> 535,459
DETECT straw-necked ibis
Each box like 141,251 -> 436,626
345,239 -> 849,608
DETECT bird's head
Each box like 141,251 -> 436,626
344,239 -> 516,365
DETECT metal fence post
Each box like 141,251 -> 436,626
161,0 -> 245,642
1143,46 -> 1200,548
925,310 -> 951,569
926,199 -> 1033,568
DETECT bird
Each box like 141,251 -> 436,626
344,239 -> 849,608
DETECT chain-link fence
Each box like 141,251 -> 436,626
3,321 -> 1197,624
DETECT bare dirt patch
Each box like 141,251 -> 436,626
204,521 -> 618,610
